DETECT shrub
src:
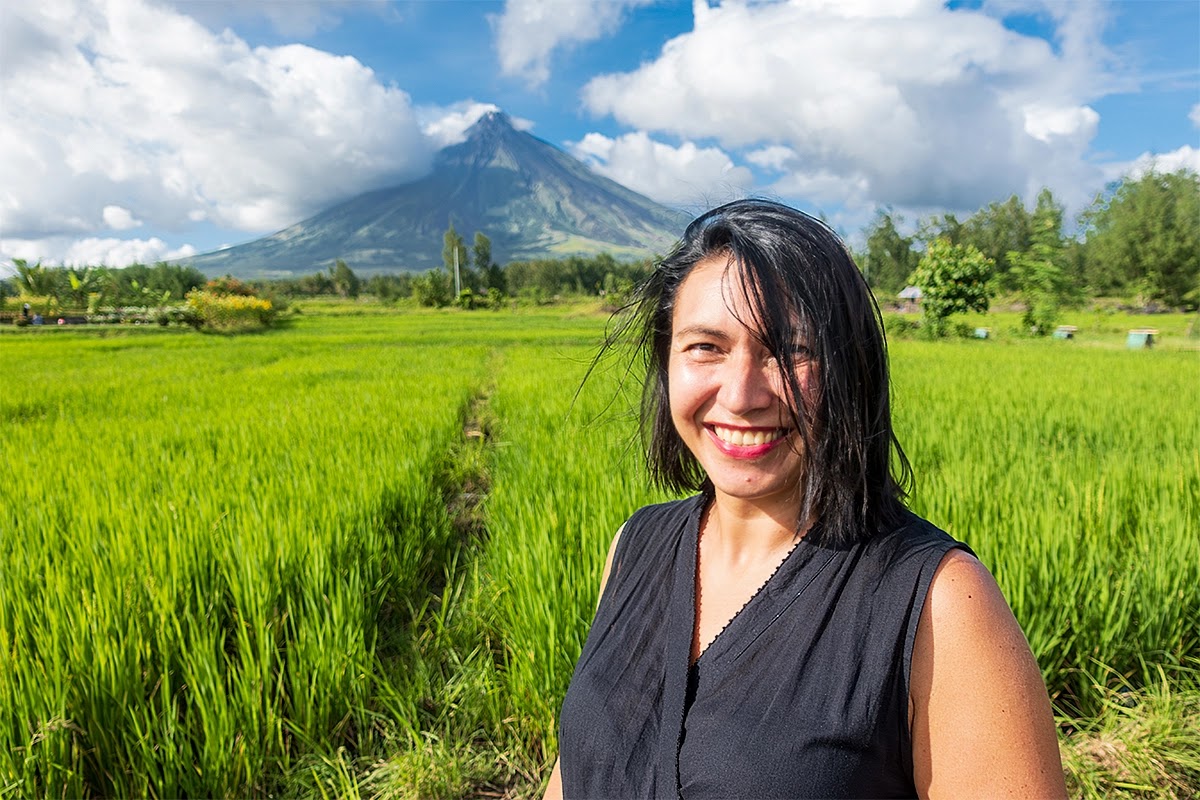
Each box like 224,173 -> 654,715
185,290 -> 275,332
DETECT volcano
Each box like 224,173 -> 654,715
184,112 -> 688,277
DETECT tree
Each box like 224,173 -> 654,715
13,259 -> 61,300
917,212 -> 965,248
472,232 -> 492,273
862,210 -> 918,294
329,259 -> 361,298
412,268 -> 452,308
299,271 -> 335,296
65,266 -> 103,310
366,273 -> 412,303
907,239 -> 995,337
1007,189 -> 1074,334
959,196 -> 1032,291
473,231 -> 506,293
1080,168 -> 1200,307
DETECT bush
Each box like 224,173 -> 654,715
882,314 -> 920,339
185,290 -> 275,332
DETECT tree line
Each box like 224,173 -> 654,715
860,167 -> 1199,311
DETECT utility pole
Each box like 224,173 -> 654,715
453,247 -> 461,296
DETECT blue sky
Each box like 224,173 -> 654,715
1,0 -> 1197,270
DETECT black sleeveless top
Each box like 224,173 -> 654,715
558,495 -> 970,799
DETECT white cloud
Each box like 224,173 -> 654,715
1,0 -> 433,251
1,236 -> 196,268
492,0 -> 653,87
568,131 -> 753,205
745,146 -> 798,172
419,101 -> 535,149
1190,103 -> 1200,129
1023,104 -> 1100,145
1118,146 -> 1200,181
581,0 -> 1117,213
103,205 -> 142,230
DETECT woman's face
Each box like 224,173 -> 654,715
667,255 -> 814,513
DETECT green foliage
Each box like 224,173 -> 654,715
908,239 -> 995,336
863,209 -> 918,294
1008,189 -> 1075,335
366,273 -> 413,303
506,253 -> 651,298
1080,168 -> 1200,307
329,259 -> 361,299
917,212 -> 965,248
959,195 -> 1033,291
10,260 -> 206,311
412,268 -> 453,308
471,232 -> 492,274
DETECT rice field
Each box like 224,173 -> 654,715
1,308 -> 1196,797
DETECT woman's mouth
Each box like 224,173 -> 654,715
706,425 -> 791,457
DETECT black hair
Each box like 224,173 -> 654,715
608,198 -> 911,547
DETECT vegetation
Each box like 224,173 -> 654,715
1079,169 -> 1200,307
1,305 -> 1196,798
908,239 -> 994,336
861,167 -> 1199,321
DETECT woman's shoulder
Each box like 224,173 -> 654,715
866,508 -> 973,562
601,495 -> 704,593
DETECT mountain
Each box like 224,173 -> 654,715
184,112 -> 688,277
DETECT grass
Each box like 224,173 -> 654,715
0,305 -> 1196,797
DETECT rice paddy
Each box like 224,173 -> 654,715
1,307 -> 1196,797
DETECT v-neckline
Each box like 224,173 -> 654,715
688,504 -> 807,667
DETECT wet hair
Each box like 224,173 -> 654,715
609,198 -> 911,548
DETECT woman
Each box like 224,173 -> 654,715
545,200 -> 1065,799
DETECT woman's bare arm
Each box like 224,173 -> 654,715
910,549 -> 1066,798
543,758 -> 564,800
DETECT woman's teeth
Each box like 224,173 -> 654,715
712,426 -> 786,446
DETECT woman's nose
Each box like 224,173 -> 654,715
717,349 -> 774,413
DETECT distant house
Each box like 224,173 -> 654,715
898,285 -> 922,312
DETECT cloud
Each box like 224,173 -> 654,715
164,0 -> 372,39
419,101 -> 535,149
745,146 -> 798,172
1191,104 -> 1200,129
581,0 -> 1117,214
568,131 -> 752,205
1118,146 -> 1200,181
1022,104 -> 1100,145
492,0 -> 653,87
103,205 -> 142,231
1,0 -> 433,251
1,235 -> 196,268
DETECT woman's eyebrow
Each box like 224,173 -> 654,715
672,325 -> 730,341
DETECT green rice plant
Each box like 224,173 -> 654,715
891,340 -> 1199,712
2,308 -> 1195,796
1059,663 -> 1200,799
0,315 -> 488,797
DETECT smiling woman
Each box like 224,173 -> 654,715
545,199 -> 1066,799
